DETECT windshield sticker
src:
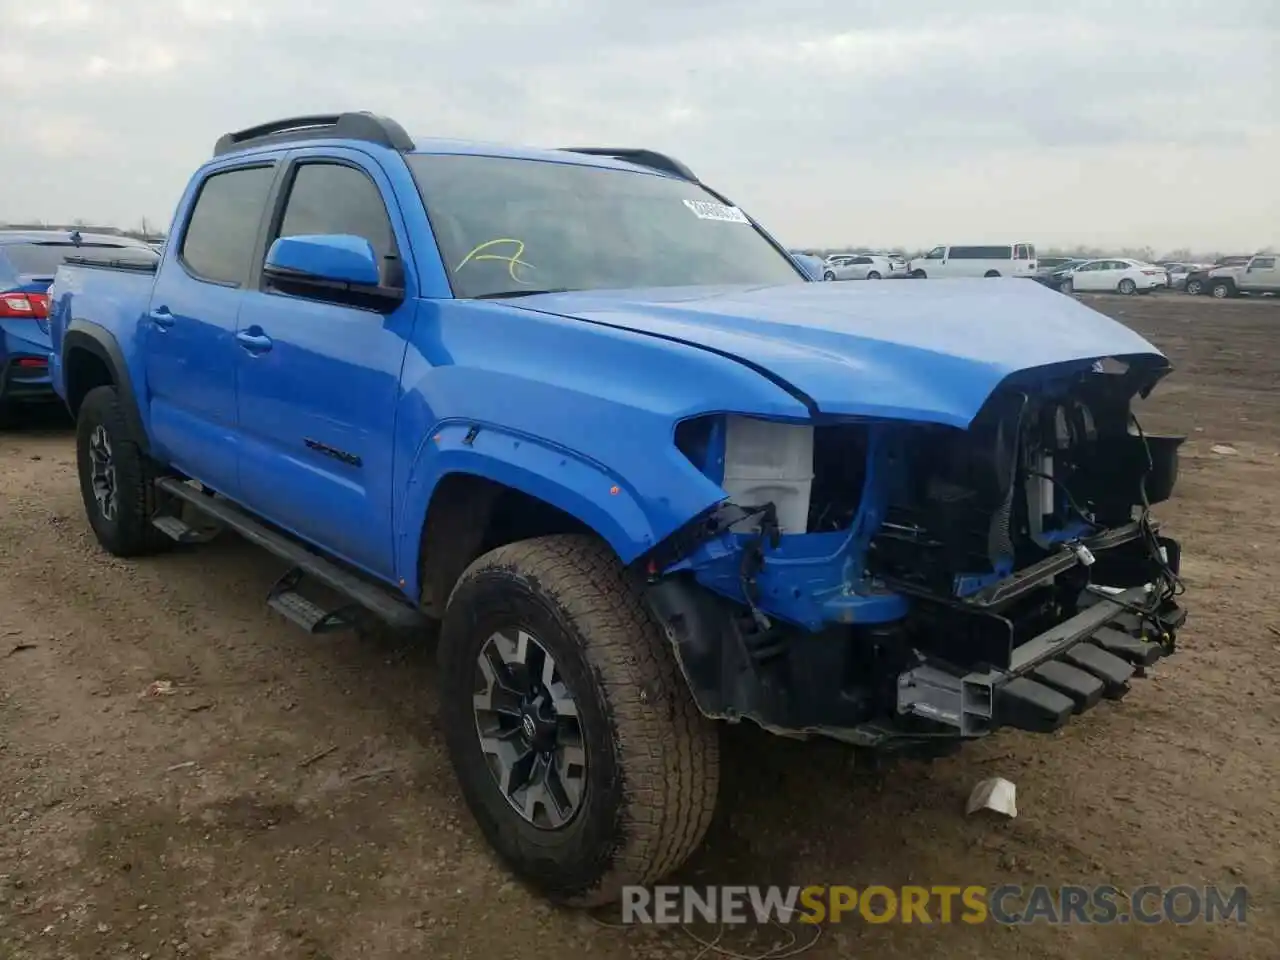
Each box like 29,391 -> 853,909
682,199 -> 750,223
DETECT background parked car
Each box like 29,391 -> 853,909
1059,258 -> 1167,295
1036,256 -> 1077,270
1208,253 -> 1279,299
825,254 -> 897,280
1160,262 -> 1198,290
907,242 -> 1038,278
1033,258 -> 1089,291
790,252 -> 826,280
1,230 -> 157,420
1184,256 -> 1252,295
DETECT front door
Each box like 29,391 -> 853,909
1240,256 -> 1278,293
233,149 -> 415,579
1070,261 -> 1105,292
145,161 -> 280,496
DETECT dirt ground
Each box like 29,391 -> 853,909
1,293 -> 1276,959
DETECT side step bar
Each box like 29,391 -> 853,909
153,478 -> 427,632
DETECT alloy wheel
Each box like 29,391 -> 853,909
88,424 -> 118,522
473,627 -> 586,829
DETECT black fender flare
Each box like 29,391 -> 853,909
62,320 -> 151,454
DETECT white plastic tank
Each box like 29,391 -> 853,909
720,415 -> 814,535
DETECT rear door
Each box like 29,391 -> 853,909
233,147 -> 416,578
1013,243 -> 1035,276
145,159 -> 281,496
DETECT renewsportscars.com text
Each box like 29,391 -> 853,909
621,884 -> 1248,926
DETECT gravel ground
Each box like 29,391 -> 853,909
1,292 -> 1276,959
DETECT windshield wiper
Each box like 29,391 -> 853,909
471,287 -> 573,299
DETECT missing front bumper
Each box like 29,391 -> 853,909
896,584 -> 1184,736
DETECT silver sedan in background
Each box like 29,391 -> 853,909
824,253 -> 902,280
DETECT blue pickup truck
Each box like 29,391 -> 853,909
47,112 -> 1187,907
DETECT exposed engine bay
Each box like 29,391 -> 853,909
647,355 -> 1187,750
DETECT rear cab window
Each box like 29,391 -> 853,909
179,165 -> 278,286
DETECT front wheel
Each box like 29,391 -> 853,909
75,385 -> 170,557
1118,278 -> 1137,295
438,534 -> 720,907
823,271 -> 836,281
1059,278 -> 1074,295
1211,281 -> 1234,299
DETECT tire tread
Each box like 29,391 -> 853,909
448,534 -> 719,906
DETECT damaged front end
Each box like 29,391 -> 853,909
640,352 -> 1186,751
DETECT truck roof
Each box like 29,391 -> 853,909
210,111 -> 698,181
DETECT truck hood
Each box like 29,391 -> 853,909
505,279 -> 1168,428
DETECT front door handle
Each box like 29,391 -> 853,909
149,307 -> 175,329
235,330 -> 273,353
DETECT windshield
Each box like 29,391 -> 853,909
406,154 -> 805,298
0,241 -> 155,277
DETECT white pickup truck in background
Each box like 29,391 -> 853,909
1209,253 -> 1279,299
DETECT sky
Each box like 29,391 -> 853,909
1,0 -> 1276,253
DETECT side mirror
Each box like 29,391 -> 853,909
265,234 -> 382,286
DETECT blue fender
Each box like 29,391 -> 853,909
393,420 -> 708,598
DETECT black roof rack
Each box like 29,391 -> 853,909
558,147 -> 697,181
213,112 -> 415,157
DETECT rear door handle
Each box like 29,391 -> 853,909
148,307 -> 175,329
235,330 -> 273,353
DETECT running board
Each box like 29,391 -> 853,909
153,478 -> 427,632
267,568 -> 360,634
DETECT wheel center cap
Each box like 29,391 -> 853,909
521,714 -> 537,741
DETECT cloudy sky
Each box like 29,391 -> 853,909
2,0 -> 1276,252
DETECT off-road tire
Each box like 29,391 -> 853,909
75,385 -> 170,557
437,534 -> 720,907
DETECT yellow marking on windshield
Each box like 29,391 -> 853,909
455,238 -> 536,283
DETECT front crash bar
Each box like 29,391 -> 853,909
896,583 -> 1181,736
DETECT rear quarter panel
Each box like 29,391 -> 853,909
48,265 -> 155,424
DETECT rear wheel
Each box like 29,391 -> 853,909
866,271 -> 881,280
984,270 -> 1001,278
910,269 -> 927,279
1118,278 -> 1137,295
1185,279 -> 1203,295
438,534 -> 720,906
823,270 -> 836,281
75,385 -> 170,557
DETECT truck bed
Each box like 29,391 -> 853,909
47,258 -> 157,398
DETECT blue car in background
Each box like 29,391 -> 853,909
789,251 -> 826,280
0,231 -> 157,419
